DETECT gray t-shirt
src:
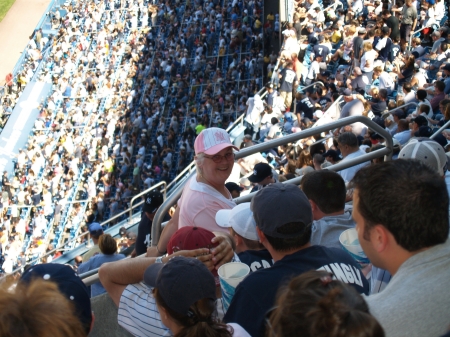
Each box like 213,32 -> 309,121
310,212 -> 355,249
401,5 -> 417,25
365,240 -> 450,337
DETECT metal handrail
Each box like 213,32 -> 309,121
408,24 -> 439,50
430,120 -> 450,139
298,81 -> 325,92
233,147 -> 391,204
129,181 -> 167,223
165,161 -> 196,191
151,115 -> 394,247
386,102 -> 418,115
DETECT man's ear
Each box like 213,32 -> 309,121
309,199 -> 318,212
256,227 -> 266,243
372,224 -> 390,253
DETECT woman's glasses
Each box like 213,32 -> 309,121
203,152 -> 235,163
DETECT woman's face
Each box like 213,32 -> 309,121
198,147 -> 235,186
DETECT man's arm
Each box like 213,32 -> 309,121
99,248 -> 210,307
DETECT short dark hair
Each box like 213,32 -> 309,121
435,80 -> 445,92
378,89 -> 388,100
301,171 -> 346,214
416,89 -> 427,101
419,104 -> 431,114
264,222 -> 311,251
403,82 -> 412,92
351,160 -> 449,252
271,117 -> 279,124
338,132 -> 358,148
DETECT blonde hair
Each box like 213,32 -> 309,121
363,42 -> 373,52
0,279 -> 86,337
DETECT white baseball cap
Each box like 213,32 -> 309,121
215,203 -> 259,241
398,138 -> 448,176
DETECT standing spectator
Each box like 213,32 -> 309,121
278,61 -> 298,111
5,73 -> 13,95
400,0 -> 418,50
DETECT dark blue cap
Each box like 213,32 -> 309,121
144,256 -> 216,315
20,264 -> 92,334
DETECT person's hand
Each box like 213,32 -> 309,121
210,235 -> 234,270
163,248 -> 213,270
146,246 -> 161,257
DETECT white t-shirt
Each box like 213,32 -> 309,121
360,50 -> 377,72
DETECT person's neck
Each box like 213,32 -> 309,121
314,209 -> 345,220
197,174 -> 228,198
268,242 -> 311,262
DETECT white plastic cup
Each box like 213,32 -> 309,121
218,262 -> 250,313
339,228 -> 370,267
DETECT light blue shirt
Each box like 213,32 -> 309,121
78,253 -> 126,297
393,130 -> 411,145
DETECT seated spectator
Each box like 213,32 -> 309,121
225,182 -> 244,199
0,278 -> 87,337
351,159 -> 450,336
393,119 -> 412,145
248,163 -> 276,192
99,227 -> 235,337
145,256 -> 250,336
336,132 -> 370,183
216,202 -> 274,272
301,171 -> 355,249
19,263 -> 93,335
224,183 -> 369,337
77,234 -> 126,297
267,270 -> 385,337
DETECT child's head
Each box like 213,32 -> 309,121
370,87 -> 379,97
419,104 -> 431,115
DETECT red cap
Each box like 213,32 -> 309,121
167,227 -> 219,281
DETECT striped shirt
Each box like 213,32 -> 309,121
118,283 -> 171,337
118,283 -> 251,337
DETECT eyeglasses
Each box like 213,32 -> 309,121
203,152 -> 235,163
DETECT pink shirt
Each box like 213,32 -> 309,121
178,176 -> 236,233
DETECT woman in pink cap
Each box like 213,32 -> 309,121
148,128 -> 239,266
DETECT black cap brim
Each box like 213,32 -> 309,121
248,174 -> 264,183
143,263 -> 164,288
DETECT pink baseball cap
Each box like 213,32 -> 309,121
194,127 -> 239,155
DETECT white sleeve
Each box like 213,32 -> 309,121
375,38 -> 386,51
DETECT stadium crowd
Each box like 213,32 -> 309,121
0,0 -> 267,272
0,0 -> 450,335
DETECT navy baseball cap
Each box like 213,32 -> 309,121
143,190 -> 164,213
248,163 -> 273,183
251,183 -> 313,238
414,125 -> 433,138
20,264 -> 92,334
88,222 -> 103,237
323,149 -> 340,161
225,182 -> 244,193
412,115 -> 428,127
144,256 -> 216,315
